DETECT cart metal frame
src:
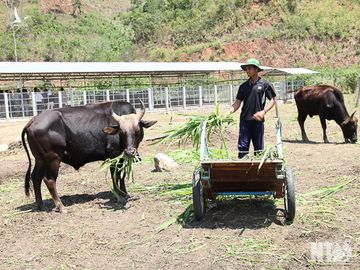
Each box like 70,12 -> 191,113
192,103 -> 296,222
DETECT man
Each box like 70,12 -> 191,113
229,58 -> 276,159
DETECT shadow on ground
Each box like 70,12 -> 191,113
282,138 -> 341,145
183,198 -> 288,231
16,191 -> 126,212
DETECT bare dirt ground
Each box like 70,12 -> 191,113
0,98 -> 359,270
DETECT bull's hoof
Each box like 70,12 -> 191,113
37,203 -> 45,212
301,135 -> 309,142
117,196 -> 128,205
55,203 -> 67,213
127,195 -> 140,201
54,207 -> 68,214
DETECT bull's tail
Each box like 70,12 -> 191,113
21,119 -> 33,197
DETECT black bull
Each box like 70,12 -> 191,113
294,85 -> 358,143
21,101 -> 156,212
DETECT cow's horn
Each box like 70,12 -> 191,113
350,111 -> 356,119
112,110 -> 123,123
111,102 -> 123,124
341,117 -> 351,127
136,99 -> 145,121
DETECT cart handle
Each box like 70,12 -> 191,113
200,120 -> 210,161
274,99 -> 283,159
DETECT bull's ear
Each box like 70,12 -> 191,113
140,120 -> 157,128
103,126 -> 119,135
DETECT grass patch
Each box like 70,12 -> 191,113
223,238 -> 275,258
297,176 -> 357,226
138,155 -> 154,164
129,182 -> 192,203
0,179 -> 31,224
0,181 -> 19,193
299,176 -> 356,203
128,182 -> 194,231
157,205 -> 193,232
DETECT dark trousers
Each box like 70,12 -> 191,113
238,120 -> 264,159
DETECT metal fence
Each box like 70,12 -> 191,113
273,80 -> 304,100
0,81 -> 300,120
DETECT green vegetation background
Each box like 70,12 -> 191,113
0,0 -> 359,92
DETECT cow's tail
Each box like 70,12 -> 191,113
21,119 -> 33,197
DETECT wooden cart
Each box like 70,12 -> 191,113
192,107 -> 296,222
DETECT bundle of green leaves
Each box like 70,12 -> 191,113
100,153 -> 140,183
155,104 -> 235,150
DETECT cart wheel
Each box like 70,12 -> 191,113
192,170 -> 206,221
284,166 -> 296,222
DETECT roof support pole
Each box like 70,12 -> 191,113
182,86 -> 186,109
199,86 -> 203,107
165,87 -> 169,112
214,85 -> 218,105
126,89 -> 130,103
4,93 -> 10,119
83,91 -> 87,105
70,90 -> 74,107
20,90 -> 25,117
58,91 -> 63,108
31,92 -> 37,116
148,88 -> 153,111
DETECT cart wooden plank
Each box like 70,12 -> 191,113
200,159 -> 284,198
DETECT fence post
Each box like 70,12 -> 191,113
4,93 -> 10,119
165,87 -> 169,111
182,86 -> 186,109
31,92 -> 37,116
83,91 -> 87,105
126,89 -> 130,103
214,85 -> 218,105
199,86 -> 203,107
58,91 -> 63,108
148,88 -> 154,111
106,90 -> 110,101
230,84 -> 234,104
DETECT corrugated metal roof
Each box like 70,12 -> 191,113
264,67 -> 318,76
0,61 -> 247,74
0,62 -> 317,81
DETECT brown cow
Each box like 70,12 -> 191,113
294,85 -> 358,143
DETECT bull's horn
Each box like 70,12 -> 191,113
112,111 -> 123,123
111,102 -> 123,124
350,111 -> 356,119
341,117 -> 350,127
136,99 -> 145,121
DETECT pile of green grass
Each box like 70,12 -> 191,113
154,104 -> 235,150
100,153 -> 140,182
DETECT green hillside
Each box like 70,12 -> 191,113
0,0 -> 359,91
